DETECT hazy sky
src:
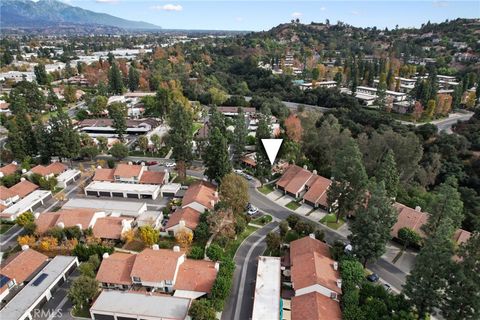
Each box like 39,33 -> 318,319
62,0 -> 480,31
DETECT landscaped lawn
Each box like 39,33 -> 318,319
172,175 -> 199,186
224,225 -> 259,258
129,147 -> 170,158
192,122 -> 203,135
286,201 -> 301,211
258,184 -> 274,195
71,306 -> 90,318
0,222 -> 14,234
320,213 -> 345,230
251,215 -> 273,226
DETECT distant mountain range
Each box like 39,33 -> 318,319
0,0 -> 161,30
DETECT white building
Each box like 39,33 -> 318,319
84,181 -> 161,200
62,198 -> 148,217
1,190 -> 52,220
252,256 -> 281,320
55,169 -> 81,189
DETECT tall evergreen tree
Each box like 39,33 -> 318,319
349,181 -> 398,267
107,102 -> 128,141
47,111 -> 81,162
108,62 -> 124,95
34,64 -> 49,85
204,128 -> 232,183
209,105 -> 226,135
375,149 -> 400,198
6,118 -> 28,161
327,138 -> 368,222
128,66 -> 140,92
404,222 -> 456,319
232,108 -> 247,163
441,232 -> 480,320
255,115 -> 272,185
167,103 -> 193,181
376,72 -> 387,109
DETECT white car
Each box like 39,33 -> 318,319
165,162 -> 176,167
247,206 -> 259,215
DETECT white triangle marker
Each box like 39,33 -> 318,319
261,139 -> 283,165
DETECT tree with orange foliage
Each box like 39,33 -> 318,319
284,114 -> 303,142
175,229 -> 193,247
412,101 -> 424,122
39,236 -> 58,251
121,229 -> 136,243
436,94 -> 453,115
18,235 -> 36,247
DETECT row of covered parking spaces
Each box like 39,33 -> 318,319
84,181 -> 161,200
0,190 -> 52,220
0,256 -> 79,320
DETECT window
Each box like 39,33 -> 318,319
132,276 -> 141,282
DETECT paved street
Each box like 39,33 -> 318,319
221,222 -> 279,320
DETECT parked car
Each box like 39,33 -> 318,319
165,162 -> 176,167
234,169 -> 243,174
244,174 -> 253,181
383,283 -> 392,292
247,206 -> 259,215
367,273 -> 380,282
146,161 -> 158,166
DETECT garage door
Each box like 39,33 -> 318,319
92,313 -> 115,320
127,193 -> 138,199
163,192 -> 175,197
141,194 -> 152,199
87,191 -> 98,196
117,317 -> 137,320
31,201 -> 43,211
99,191 -> 111,197
112,192 -> 124,197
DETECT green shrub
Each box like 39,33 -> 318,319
206,244 -> 224,261
188,246 -> 205,260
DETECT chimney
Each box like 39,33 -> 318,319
21,169 -> 27,174
0,172 -> 3,178
214,191 -> 218,198
103,252 -> 109,259
21,244 -> 30,251
333,262 -> 338,271
128,161 -> 133,165
97,166 -> 102,169
415,206 -> 421,212
57,222 -> 65,229
313,170 -> 317,175
210,200 -> 215,207
214,262 -> 220,271
179,219 -> 185,227
309,233 -> 315,239
122,219 -> 130,228
141,162 -> 145,166
152,244 -> 159,250
303,165 -> 308,170
76,223 -> 83,230
12,161 -> 18,165
20,177 -> 26,182
173,245 -> 180,252
34,212 -> 40,219
336,279 -> 342,288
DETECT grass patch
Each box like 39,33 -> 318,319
129,147 -> 170,158
0,222 -> 13,234
286,201 -> 301,211
258,184 -> 274,195
192,122 -> 203,135
224,225 -> 259,258
320,213 -> 345,230
71,306 -> 90,318
172,175 -> 199,186
251,215 -> 272,226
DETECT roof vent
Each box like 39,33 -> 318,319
20,177 -> 26,182
152,244 -> 159,250
309,233 -> 315,239
21,244 -> 30,251
103,252 -> 109,259
415,206 -> 422,212
12,161 -> 18,165
173,245 -> 180,252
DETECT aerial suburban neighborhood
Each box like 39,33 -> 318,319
0,0 -> 479,320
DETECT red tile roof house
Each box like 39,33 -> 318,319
276,165 -> 315,199
96,246 -> 218,299
0,186 -> 20,207
0,162 -> 19,178
303,175 -> 332,210
164,207 -> 201,237
181,182 -> 219,213
35,209 -> 133,241
0,246 -> 48,301
28,162 -> 68,178
92,163 -> 168,185
0,179 -> 39,208
288,235 -> 342,320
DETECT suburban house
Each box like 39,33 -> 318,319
93,163 -> 168,185
55,169 -> 81,188
0,162 -> 18,178
0,186 -> 19,208
96,246 -> 218,299
181,182 -> 219,213
288,235 -> 342,320
0,179 -> 39,209
164,207 -> 201,236
29,162 -> 68,178
0,190 -> 53,220
35,208 -> 132,241
251,256 -> 281,320
0,247 -> 48,301
303,175 -> 332,209
276,165 -> 314,198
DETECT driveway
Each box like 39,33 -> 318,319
276,195 -> 294,206
266,190 -> 283,201
221,222 -> 279,320
308,209 -> 327,221
381,242 -> 417,274
294,203 -> 312,216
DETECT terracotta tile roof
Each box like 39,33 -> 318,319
290,236 -> 341,294
182,182 -> 218,210
391,203 -> 428,238
0,186 -> 16,200
139,171 -> 166,184
453,229 -> 471,245
93,168 -> 115,182
291,291 -> 342,320
30,162 -> 67,176
9,180 -> 39,199
0,249 -> 48,285
96,252 -> 136,285
174,259 -> 217,293
0,204 -> 7,212
114,164 -> 143,179
35,209 -> 99,234
93,216 -> 131,240
165,207 -> 201,230
131,248 -> 184,283
276,165 -> 313,195
303,175 -> 332,207
0,163 -> 18,176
